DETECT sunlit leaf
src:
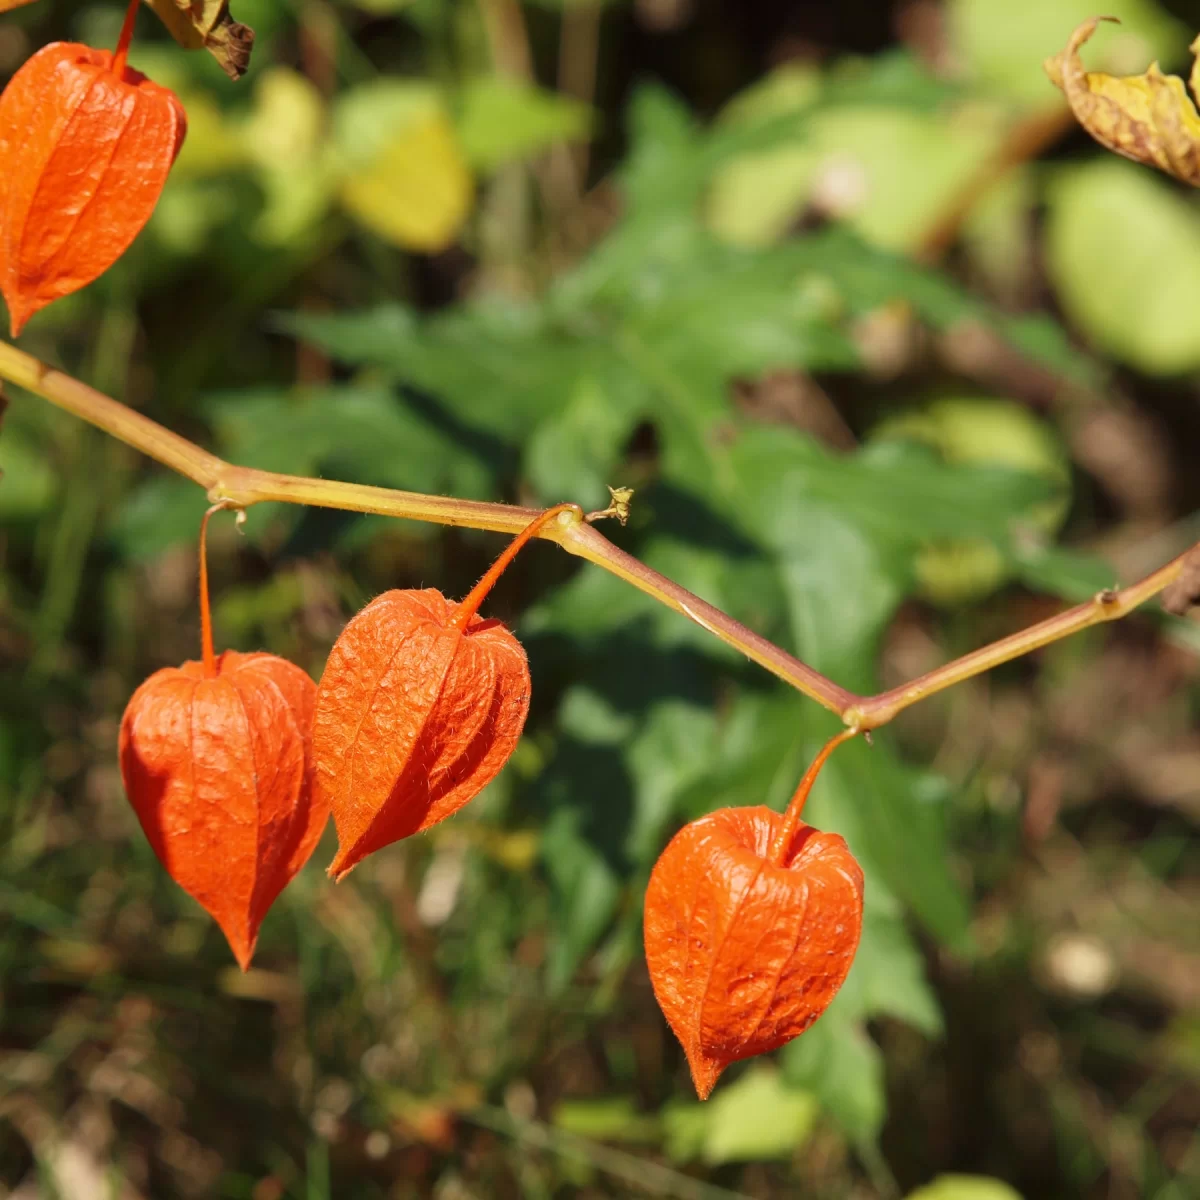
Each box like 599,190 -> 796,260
949,0 -> 1184,107
456,77 -> 592,172
340,110 -> 473,252
242,68 -> 338,243
699,1067 -> 817,1164
1046,158 -> 1200,372
905,1177 -> 1025,1200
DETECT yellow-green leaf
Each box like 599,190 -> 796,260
1046,158 -> 1200,373
949,0 -> 1185,107
241,68 -> 338,243
905,1176 -> 1024,1200
143,0 -> 254,80
340,112 -> 473,252
456,77 -> 593,172
708,103 -> 1004,252
1046,17 -> 1200,184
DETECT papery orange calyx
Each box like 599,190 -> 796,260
313,505 -> 578,880
643,731 -> 864,1099
0,0 -> 187,335
118,507 -> 327,969
119,650 -> 325,969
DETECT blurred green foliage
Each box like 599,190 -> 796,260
1,0 -> 1199,1198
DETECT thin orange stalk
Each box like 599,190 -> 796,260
769,729 -> 859,864
450,503 -> 582,632
111,0 -> 141,78
198,503 -> 224,677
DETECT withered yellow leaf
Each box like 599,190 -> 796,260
144,0 -> 255,80
1045,16 -> 1200,185
0,0 -> 40,11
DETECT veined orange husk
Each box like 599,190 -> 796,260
0,42 -> 186,335
644,805 -> 864,1099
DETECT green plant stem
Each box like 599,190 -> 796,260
1,336 -> 1194,731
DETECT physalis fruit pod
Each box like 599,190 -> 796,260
0,0 -> 187,335
643,731 -> 864,1099
119,508 -> 327,970
314,505 -> 577,880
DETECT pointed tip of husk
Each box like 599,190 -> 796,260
685,1049 -> 726,1101
326,845 -> 357,882
2,281 -> 43,338
227,930 -> 257,973
6,304 -> 29,339
215,914 -> 258,972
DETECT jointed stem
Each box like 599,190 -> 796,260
0,334 -> 1195,732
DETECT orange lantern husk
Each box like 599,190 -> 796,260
314,505 -> 574,880
118,508 -> 326,969
0,0 -> 186,335
643,731 -> 864,1099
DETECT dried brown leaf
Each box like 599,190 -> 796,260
144,0 -> 255,80
1045,17 -> 1200,185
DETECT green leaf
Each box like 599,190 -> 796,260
905,1176 -> 1025,1200
709,104 -> 1003,252
332,80 -> 444,166
1046,159 -> 1200,374
662,1067 -> 818,1164
701,1067 -> 817,1164
623,700 -> 718,867
948,0 -> 1185,106
782,1005 -> 886,1144
524,527 -> 786,662
537,757 -> 625,990
333,81 -> 474,252
811,736 -> 972,951
759,501 -> 905,686
523,373 -> 643,512
841,907 -> 943,1035
0,430 -> 57,520
456,77 -> 592,172
867,396 -> 1071,604
206,385 -> 495,500
727,426 -> 1056,683
870,397 -> 1069,526
551,1097 -> 658,1144
110,476 -> 210,560
1014,545 -> 1117,601
281,301 -> 596,442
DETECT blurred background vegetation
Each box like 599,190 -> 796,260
2,0 -> 1200,1196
